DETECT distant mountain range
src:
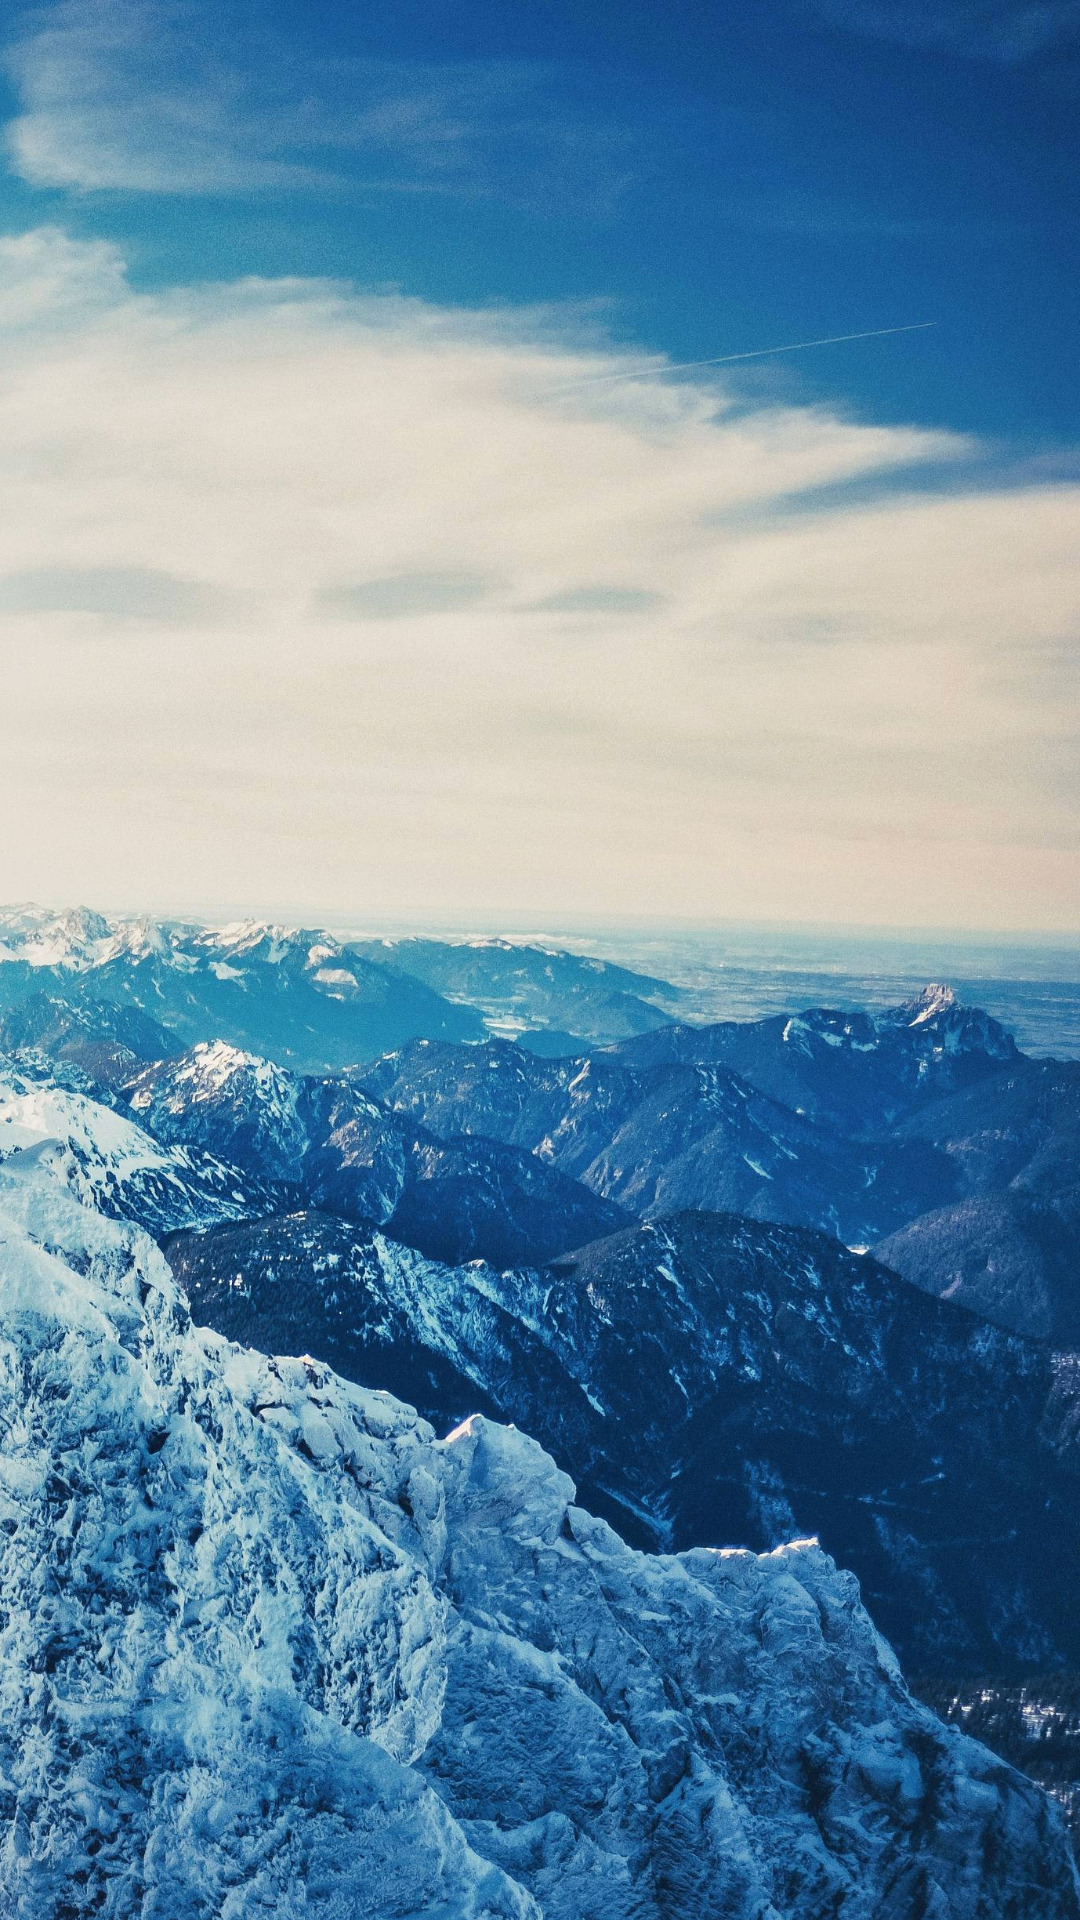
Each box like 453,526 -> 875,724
347,932 -> 683,1045
0,906 -> 690,1064
0,905 -> 487,1070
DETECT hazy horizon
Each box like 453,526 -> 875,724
5,893 -> 1080,949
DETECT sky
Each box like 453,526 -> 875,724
0,0 -> 1077,933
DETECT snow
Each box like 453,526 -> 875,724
134,1037 -> 291,1106
0,1060 -> 272,1236
0,1139 -> 1073,1915
903,984 -> 959,1026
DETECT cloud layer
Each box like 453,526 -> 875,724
3,0 -> 630,203
0,226 -> 1076,930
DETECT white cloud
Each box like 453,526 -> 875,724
0,226 -> 1076,931
805,0 -> 1080,63
3,0 -> 631,203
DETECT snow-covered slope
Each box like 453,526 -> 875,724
0,1157 -> 1074,1917
0,1060 -> 281,1234
127,1039 -> 406,1218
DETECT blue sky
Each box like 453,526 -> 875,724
0,0 -> 1076,931
3,0 -> 1077,443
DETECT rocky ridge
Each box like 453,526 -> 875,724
0,1153 -> 1074,1917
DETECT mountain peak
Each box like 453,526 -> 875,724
901,983 -> 959,1025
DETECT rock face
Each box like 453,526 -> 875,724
168,1206 -> 1076,1672
0,1158 -> 1075,1918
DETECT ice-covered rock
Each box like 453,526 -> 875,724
0,1158 -> 1074,1916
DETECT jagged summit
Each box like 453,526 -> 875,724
899,982 -> 959,1023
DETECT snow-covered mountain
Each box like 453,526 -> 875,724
0,1059 -> 281,1235
0,907 -> 485,1069
0,1153 -> 1074,1916
606,984 -> 1020,1132
359,999 -> 1080,1328
128,1040 -> 629,1266
8,918 -> 1075,1339
5,1012 -> 1076,1672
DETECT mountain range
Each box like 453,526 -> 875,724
0,905 -> 486,1070
3,910 -> 1077,1347
164,1203 -> 1075,1672
3,902 -> 1080,1896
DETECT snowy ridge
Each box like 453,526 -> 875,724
0,907 -> 384,994
126,1041 -> 408,1224
0,1060 -> 280,1235
127,1039 -> 310,1162
0,1149 -> 1074,1915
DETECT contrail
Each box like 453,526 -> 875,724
545,322 -> 936,394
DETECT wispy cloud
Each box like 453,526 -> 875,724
0,563 -> 225,620
0,227 -> 1075,929
317,574 -> 497,621
525,586 -> 665,615
805,0 -> 1080,64
3,0 -> 634,204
